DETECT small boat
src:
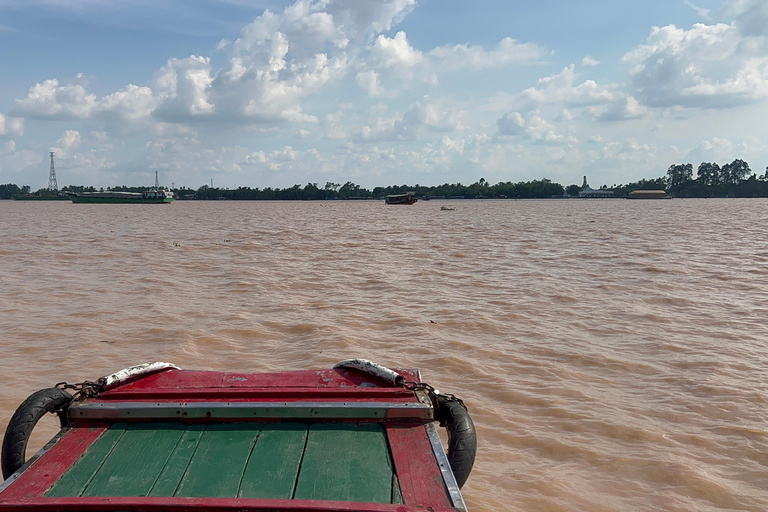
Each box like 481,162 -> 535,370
69,190 -> 174,204
0,360 -> 476,511
384,193 -> 418,205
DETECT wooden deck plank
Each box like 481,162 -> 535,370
0,425 -> 108,500
239,423 -> 308,499
45,423 -> 128,498
386,424 -> 451,508
81,423 -> 186,497
293,423 -> 394,504
174,423 -> 263,498
149,424 -> 206,497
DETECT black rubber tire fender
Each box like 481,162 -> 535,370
436,395 -> 477,489
1,388 -> 73,479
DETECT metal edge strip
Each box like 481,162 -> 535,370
0,427 -> 70,495
425,422 -> 467,512
67,401 -> 434,420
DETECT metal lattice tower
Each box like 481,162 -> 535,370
48,152 -> 58,192
154,170 -> 160,190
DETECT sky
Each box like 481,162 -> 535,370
1,0 -> 767,190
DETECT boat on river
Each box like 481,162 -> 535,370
384,193 -> 418,205
0,359 -> 476,512
69,189 -> 174,204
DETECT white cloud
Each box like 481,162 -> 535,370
725,0 -> 768,36
521,65 -> 615,108
684,1 -> 712,20
621,22 -> 768,108
371,31 -> 423,68
356,70 -> 390,97
13,79 -> 97,119
496,110 -> 562,143
582,56 -> 601,67
50,130 -> 82,159
590,96 -> 649,121
0,114 -> 24,136
496,111 -> 526,136
429,37 -> 546,71
358,100 -> 465,142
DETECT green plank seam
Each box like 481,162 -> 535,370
77,425 -> 127,497
234,425 -> 264,497
67,424 -> 128,497
289,423 -> 312,500
170,425 -> 206,497
146,424 -> 196,497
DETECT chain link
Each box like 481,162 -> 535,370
403,380 -> 467,415
55,380 -> 103,400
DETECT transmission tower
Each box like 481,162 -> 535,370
154,170 -> 160,190
48,152 -> 58,192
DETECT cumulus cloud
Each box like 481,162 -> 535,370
13,79 -> 97,119
356,70 -> 389,97
358,100 -> 465,142
371,31 -> 423,68
521,65 -> 615,107
50,130 -> 82,158
621,21 -> 768,108
590,96 -> 649,121
726,0 -> 768,36
0,114 -> 24,136
496,110 -> 563,143
582,56 -> 600,67
11,0 -> 418,125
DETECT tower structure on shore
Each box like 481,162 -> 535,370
48,152 -> 58,192
154,170 -> 160,190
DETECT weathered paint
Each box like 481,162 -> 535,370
0,365 -> 465,512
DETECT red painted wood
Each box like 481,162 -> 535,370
95,387 -> 418,402
386,424 -> 452,509
0,497 -> 458,511
101,369 -> 421,395
0,425 -> 107,500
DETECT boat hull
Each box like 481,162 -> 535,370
0,363 -> 470,512
12,195 -> 70,201
384,193 -> 418,205
69,195 -> 174,204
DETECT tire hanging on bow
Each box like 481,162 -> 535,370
335,359 -> 477,488
1,388 -> 73,479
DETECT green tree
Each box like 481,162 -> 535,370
666,163 -> 693,190
721,159 -> 751,184
696,162 -> 721,186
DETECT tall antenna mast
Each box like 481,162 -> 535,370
154,170 -> 160,190
48,152 -> 58,192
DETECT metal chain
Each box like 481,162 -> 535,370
55,380 -> 103,400
403,380 -> 467,413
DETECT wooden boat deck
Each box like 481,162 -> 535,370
0,366 -> 467,511
44,422 -> 398,503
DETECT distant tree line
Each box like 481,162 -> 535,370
665,159 -> 768,197
3,157 -> 766,200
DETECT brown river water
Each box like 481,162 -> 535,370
1,198 -> 767,511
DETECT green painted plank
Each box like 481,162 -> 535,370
174,423 -> 263,498
149,424 -> 206,497
45,423 -> 128,497
81,423 -> 186,497
293,423 -> 394,504
239,423 -> 308,499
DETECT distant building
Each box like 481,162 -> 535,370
627,190 -> 669,199
578,175 -> 614,198
579,189 -> 615,198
